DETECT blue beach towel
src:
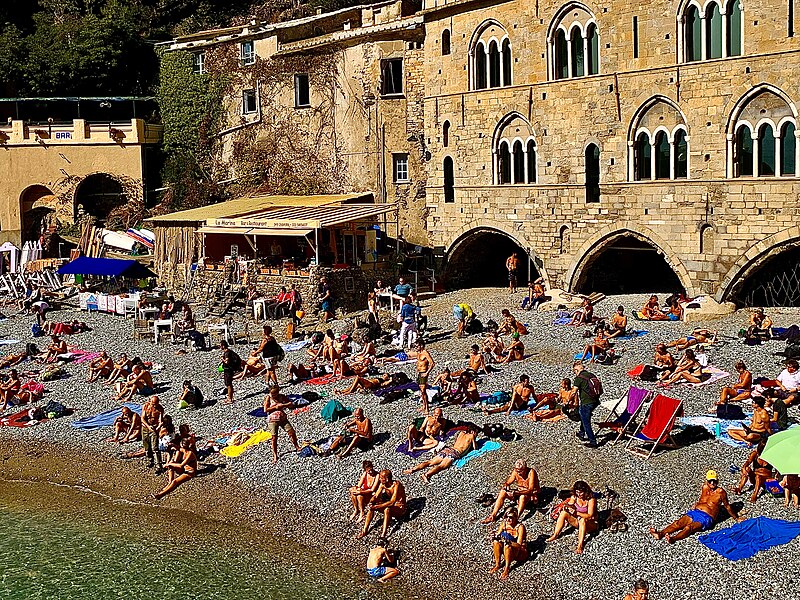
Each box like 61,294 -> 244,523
617,330 -> 648,340
282,339 -> 311,352
553,317 -> 572,325
699,516 -> 800,561
70,402 -> 142,430
455,439 -> 501,469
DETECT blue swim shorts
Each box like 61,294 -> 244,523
686,509 -> 714,531
367,567 -> 386,578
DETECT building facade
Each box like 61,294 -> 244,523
165,0 -> 800,305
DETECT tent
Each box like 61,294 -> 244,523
57,256 -> 156,279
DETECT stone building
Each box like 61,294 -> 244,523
162,0 -> 800,306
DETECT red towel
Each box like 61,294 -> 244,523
627,364 -> 645,377
0,408 -> 47,428
640,394 -> 683,442
306,374 -> 342,386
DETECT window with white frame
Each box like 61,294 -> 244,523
680,0 -> 742,63
294,74 -> 310,108
548,4 -> 599,80
393,154 -> 409,182
469,21 -> 512,90
242,89 -> 257,114
192,52 -> 205,74
240,40 -> 255,66
630,98 -> 690,181
493,113 -> 537,185
729,87 -> 797,178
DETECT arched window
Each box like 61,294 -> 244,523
570,25 -> 584,77
475,41 -> 487,89
699,223 -> 714,253
654,131 -> 671,179
585,143 -> 601,202
758,123 -> 776,176
674,129 -> 688,178
443,157 -> 455,202
442,120 -> 450,147
526,139 -> 537,183
735,125 -> 754,177
706,3 -> 723,59
727,0 -> 742,56
685,6 -> 702,62
441,29 -> 451,56
781,122 -> 796,175
587,23 -> 599,75
488,41 -> 501,87
559,225 -> 570,254
635,132 -> 652,180
548,5 -> 598,80
502,38 -> 512,86
555,29 -> 568,79
498,141 -> 512,184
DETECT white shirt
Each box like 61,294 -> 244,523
777,368 -> 800,391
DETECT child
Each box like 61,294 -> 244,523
366,539 -> 400,583
782,474 -> 800,508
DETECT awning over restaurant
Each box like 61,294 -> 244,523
197,226 -> 313,236
204,203 -> 396,230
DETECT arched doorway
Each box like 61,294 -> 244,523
74,173 -> 126,222
573,234 -> 684,294
19,185 -> 55,242
728,244 -> 800,307
446,228 -> 539,289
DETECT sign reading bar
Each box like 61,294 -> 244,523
211,217 -> 320,229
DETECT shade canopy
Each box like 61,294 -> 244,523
57,256 -> 155,279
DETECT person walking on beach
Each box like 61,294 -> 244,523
506,252 -> 519,293
141,395 -> 164,471
573,362 -> 602,448
253,325 -> 283,389
415,340 -> 435,414
219,340 -> 241,405
318,275 -> 334,322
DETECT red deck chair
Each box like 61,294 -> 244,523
624,394 -> 684,458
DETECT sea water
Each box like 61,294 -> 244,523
0,479 -> 391,600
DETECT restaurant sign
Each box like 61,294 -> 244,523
210,218 -> 320,229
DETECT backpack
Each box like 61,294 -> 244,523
320,399 -> 351,424
31,323 -> 44,337
44,400 -> 66,418
226,351 -> 243,372
577,372 -> 603,403
391,372 -> 410,385
301,390 -> 321,403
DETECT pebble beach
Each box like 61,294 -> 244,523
1,288 -> 799,600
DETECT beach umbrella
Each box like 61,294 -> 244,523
760,428 -> 800,474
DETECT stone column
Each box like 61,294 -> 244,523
700,15 -> 708,61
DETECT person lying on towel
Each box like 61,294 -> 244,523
649,470 -> 743,543
664,328 -> 716,351
403,424 -> 479,483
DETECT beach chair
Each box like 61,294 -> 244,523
624,394 -> 684,459
133,319 -> 155,342
597,386 -> 651,441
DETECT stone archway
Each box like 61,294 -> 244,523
566,224 -> 694,295
19,184 -> 56,242
73,173 -> 128,222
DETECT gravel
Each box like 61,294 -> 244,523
1,290 -> 799,600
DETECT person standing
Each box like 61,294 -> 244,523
219,340 -> 241,405
318,275 -> 334,322
398,295 -> 417,349
263,385 -> 301,463
572,361 -> 602,448
415,340 -> 435,414
505,252 -> 519,293
141,395 -> 165,471
253,324 -> 283,388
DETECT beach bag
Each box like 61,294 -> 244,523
576,372 -> 603,403
639,365 -> 659,381
488,391 -> 510,405
21,381 -> 45,396
301,390 -> 321,403
31,323 -> 44,337
44,400 -> 66,418
186,329 -> 206,350
41,366 -> 66,381
320,399 -> 351,424
716,404 -> 746,420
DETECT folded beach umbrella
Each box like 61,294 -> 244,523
761,428 -> 800,474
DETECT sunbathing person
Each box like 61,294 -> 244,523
716,361 -> 752,408
328,407 -> 374,458
668,299 -> 683,321
547,480 -> 598,554
605,306 -> 628,338
498,309 -> 520,336
782,474 -> 800,508
432,368 -> 456,398
521,277 -> 546,311
45,319 -> 91,335
728,395 -> 771,444
86,351 -> 114,382
115,365 -> 154,402
263,385 -> 301,463
747,308 -> 773,340
649,471 -> 743,542
375,349 -> 418,365
482,460 -> 541,523
153,437 -> 197,500
0,348 -> 33,369
111,406 -> 142,443
481,332 -> 505,363
350,460 -> 380,522
652,344 -> 676,376
42,335 -> 67,363
488,507 -> 529,581
454,345 -> 489,376
356,469 -> 407,539
499,332 -> 525,364
641,295 -> 668,320
659,349 -> 703,385
486,374 -> 535,415
106,354 -> 133,385
406,407 -> 447,452
624,579 -> 650,600
235,355 -> 267,380
333,354 -> 373,378
0,369 -> 22,411
366,538 -> 400,583
449,372 -> 480,405
403,425 -> 478,483
665,328 -> 715,350
775,359 -> 800,407
733,440 -> 774,503
335,373 -> 393,395
530,378 -> 578,421
581,325 -> 612,363
16,380 -> 43,405
568,298 -> 594,326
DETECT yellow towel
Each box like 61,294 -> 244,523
221,429 -> 272,458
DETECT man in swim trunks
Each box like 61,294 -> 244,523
506,252 -> 519,293
366,538 -> 400,582
415,340 -> 435,414
402,425 -> 478,483
115,364 -> 154,402
606,306 -> 628,339
481,459 -> 541,523
728,395 -> 771,444
499,332 -> 525,364
87,351 -> 114,382
111,406 -> 142,443
263,385 -> 301,463
649,470 -> 743,543
747,308 -> 773,340
485,374 -> 535,415
357,469 -> 407,539
328,407 -> 374,458
42,335 -> 67,363
141,395 -> 164,471
665,328 -> 715,350
455,344 -> 489,376
407,407 -> 447,452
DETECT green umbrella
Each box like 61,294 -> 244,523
761,428 -> 800,475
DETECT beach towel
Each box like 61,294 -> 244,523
221,430 -> 272,458
678,414 -> 750,448
72,352 -> 101,364
683,366 -> 730,388
552,317 -> 572,325
70,402 -> 142,430
639,395 -> 683,442
0,339 -> 20,346
306,374 -> 342,386
0,408 -> 47,427
455,439 -> 502,469
320,399 -> 352,424
282,339 -> 311,352
699,516 -> 800,561
373,382 -> 418,397
617,330 -> 648,340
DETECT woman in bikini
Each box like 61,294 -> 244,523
581,325 -> 612,363
569,298 -> 594,326
349,460 -> 380,522
335,373 -> 393,395
547,480 -> 598,554
499,332 -> 525,364
665,328 -> 715,351
235,355 -> 267,379
716,361 -> 752,408
659,348 -> 703,385
488,507 -> 529,580
406,407 -> 447,452
530,378 -> 578,421
153,437 -> 197,499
